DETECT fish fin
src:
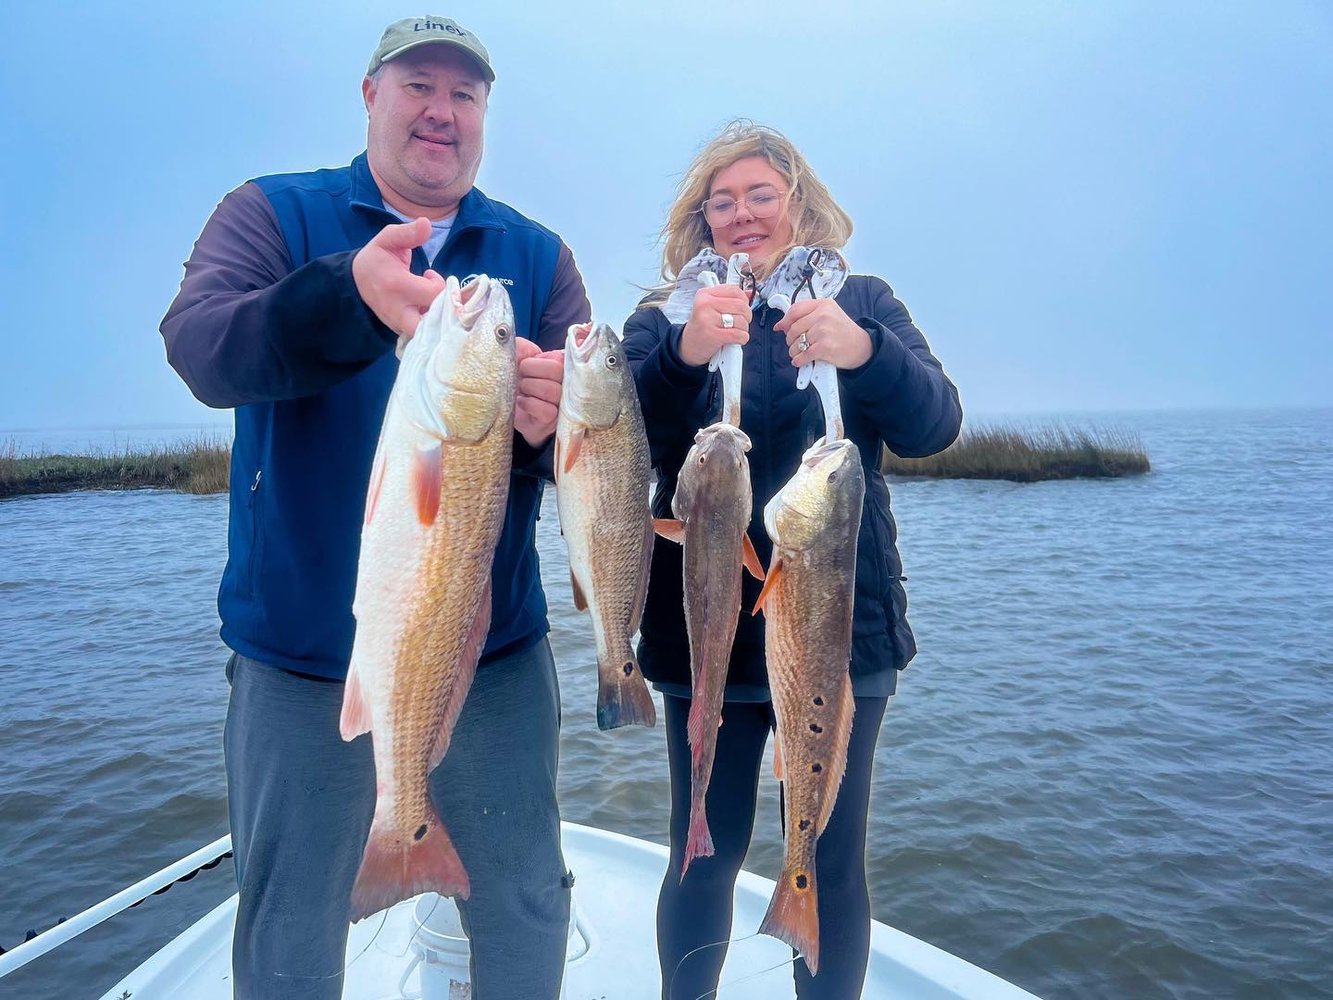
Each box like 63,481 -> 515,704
570,570 -> 588,613
741,532 -> 765,580
364,444 -> 388,526
681,805 -> 715,880
349,811 -> 471,922
654,517 -> 686,544
759,864 -> 820,976
412,443 -> 443,525
596,652 -> 657,731
553,437 -> 561,485
339,662 -> 373,740
773,731 -> 785,781
752,556 -> 784,615
816,675 -> 856,836
428,586 -> 489,773
563,426 -> 585,473
685,693 -> 708,752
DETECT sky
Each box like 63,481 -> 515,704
1,1 -> 1329,434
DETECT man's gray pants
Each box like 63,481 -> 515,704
223,638 -> 568,1000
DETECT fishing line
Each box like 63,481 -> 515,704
270,894 -> 470,987
666,931 -> 762,1000
693,952 -> 802,1000
269,908 -> 390,983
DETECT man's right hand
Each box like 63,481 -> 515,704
679,284 -> 751,367
352,218 -> 448,340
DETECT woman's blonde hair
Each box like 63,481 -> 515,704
649,120 -> 853,300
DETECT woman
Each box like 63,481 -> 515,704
623,121 -> 962,999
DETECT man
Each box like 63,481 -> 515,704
160,17 -> 588,1000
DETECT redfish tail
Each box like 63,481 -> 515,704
680,802 -> 715,880
596,654 -> 656,730
349,810 -> 470,923
759,864 -> 820,976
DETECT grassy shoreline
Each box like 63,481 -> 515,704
0,436 -> 231,499
882,425 -> 1150,481
2,425 -> 1149,499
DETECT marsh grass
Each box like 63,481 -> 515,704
1,422 -> 1149,498
0,436 -> 231,498
882,424 -> 1150,482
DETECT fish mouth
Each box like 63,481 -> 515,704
454,277 -> 494,328
571,322 -> 602,363
695,422 -> 752,456
802,439 -> 850,470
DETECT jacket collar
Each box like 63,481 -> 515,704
349,151 -> 506,236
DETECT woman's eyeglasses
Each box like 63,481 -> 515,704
699,186 -> 787,228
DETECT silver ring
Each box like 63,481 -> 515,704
797,334 -> 810,352
720,313 -> 735,330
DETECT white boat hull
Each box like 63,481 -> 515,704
100,822 -> 1039,999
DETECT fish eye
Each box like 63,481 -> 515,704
495,324 -> 511,343
827,471 -> 838,482
605,354 -> 618,368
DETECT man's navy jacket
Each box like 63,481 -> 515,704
161,152 -> 590,679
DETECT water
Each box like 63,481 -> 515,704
2,408 -> 1331,999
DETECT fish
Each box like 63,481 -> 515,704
555,321 -> 657,730
339,274 -> 517,922
653,422 -> 764,876
752,437 -> 865,975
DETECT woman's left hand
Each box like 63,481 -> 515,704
775,299 -> 874,370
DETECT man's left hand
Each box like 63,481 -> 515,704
514,339 -> 565,447
776,298 -> 874,370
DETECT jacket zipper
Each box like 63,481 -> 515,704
245,469 -> 262,599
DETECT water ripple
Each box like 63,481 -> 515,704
2,410 -> 1331,998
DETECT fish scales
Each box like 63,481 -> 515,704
556,322 -> 656,730
341,275 -> 516,922
756,438 -> 865,976
659,423 -> 759,875
378,434 -> 508,839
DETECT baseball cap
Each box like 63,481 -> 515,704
366,16 -> 495,82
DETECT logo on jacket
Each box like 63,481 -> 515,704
460,274 -> 514,288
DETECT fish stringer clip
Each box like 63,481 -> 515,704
766,249 -> 845,444
699,253 -> 755,429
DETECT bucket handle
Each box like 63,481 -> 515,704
397,951 -> 424,999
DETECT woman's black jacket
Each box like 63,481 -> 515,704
623,274 -> 962,700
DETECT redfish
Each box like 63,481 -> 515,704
653,423 -> 763,876
340,275 -> 516,921
753,437 -> 865,974
555,322 -> 656,730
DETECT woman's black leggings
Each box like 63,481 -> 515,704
657,692 -> 889,999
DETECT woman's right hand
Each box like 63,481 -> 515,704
678,285 -> 752,367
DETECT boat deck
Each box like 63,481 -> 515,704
100,823 -> 1038,999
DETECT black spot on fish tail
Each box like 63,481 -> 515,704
414,824 -> 428,841
813,696 -> 825,706
596,673 -> 657,731
798,819 -> 811,831
795,873 -> 809,890
811,762 -> 823,774
809,723 -> 823,733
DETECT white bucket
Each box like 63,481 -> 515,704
400,895 -> 472,1000
398,893 -> 588,1000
